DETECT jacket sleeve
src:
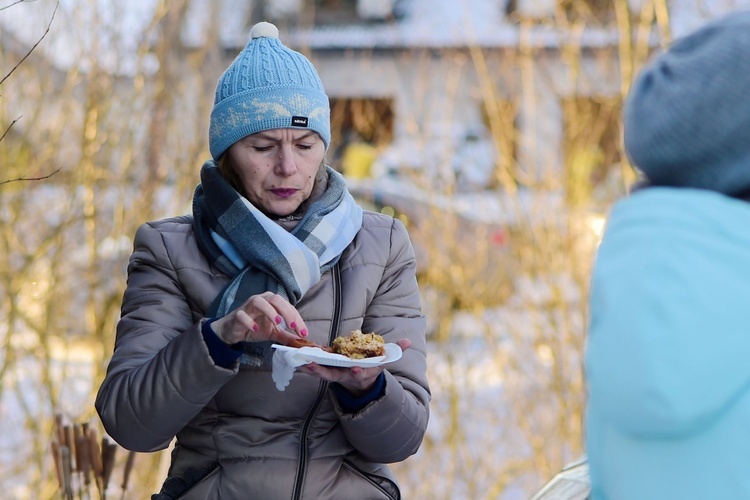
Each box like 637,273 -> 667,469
334,218 -> 431,463
95,222 -> 237,452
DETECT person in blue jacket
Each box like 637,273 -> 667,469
585,11 -> 750,499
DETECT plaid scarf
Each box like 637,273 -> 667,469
193,160 -> 363,318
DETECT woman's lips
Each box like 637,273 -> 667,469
270,188 -> 297,198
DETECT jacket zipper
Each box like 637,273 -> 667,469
292,263 -> 342,500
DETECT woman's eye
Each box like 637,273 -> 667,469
297,144 -> 313,150
253,146 -> 273,152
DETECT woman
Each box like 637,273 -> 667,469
95,22 -> 430,500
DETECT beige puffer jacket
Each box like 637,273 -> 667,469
95,211 -> 430,500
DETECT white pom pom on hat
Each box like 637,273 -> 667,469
250,21 -> 279,39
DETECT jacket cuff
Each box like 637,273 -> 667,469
201,318 -> 242,368
331,372 -> 386,413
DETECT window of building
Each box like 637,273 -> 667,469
309,0 -> 360,25
328,97 -> 394,176
506,0 -> 616,25
562,96 -> 622,203
249,0 -> 359,25
558,0 -> 616,25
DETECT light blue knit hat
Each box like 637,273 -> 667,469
624,10 -> 750,196
209,22 -> 331,159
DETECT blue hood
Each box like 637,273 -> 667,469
587,187 -> 750,435
585,187 -> 750,499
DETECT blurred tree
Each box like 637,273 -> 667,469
0,0 -> 220,496
0,1 -> 59,186
389,0 -> 671,497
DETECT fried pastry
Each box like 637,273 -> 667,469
332,330 -> 385,359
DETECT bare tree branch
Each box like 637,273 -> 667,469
0,0 -> 28,13
0,0 -> 59,87
0,115 -> 20,142
0,168 -> 61,186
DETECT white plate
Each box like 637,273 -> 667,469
271,343 -> 402,368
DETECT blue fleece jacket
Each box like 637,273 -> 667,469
585,188 -> 750,499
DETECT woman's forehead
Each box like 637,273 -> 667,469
248,129 -> 320,141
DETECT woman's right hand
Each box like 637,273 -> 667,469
210,291 -> 309,345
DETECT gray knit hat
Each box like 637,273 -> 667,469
624,11 -> 750,196
208,22 -> 331,160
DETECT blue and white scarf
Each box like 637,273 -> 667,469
193,160 -> 363,318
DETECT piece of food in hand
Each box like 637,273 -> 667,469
287,337 -> 333,352
332,330 -> 385,359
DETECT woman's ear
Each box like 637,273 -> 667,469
315,161 -> 327,184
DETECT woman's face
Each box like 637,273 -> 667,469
226,128 -> 326,217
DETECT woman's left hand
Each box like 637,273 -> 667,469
303,339 -> 411,396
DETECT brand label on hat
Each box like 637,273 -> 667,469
291,116 -> 308,127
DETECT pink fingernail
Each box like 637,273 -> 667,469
290,322 -> 297,329
252,324 -> 259,331
301,329 -> 308,337
275,316 -> 282,324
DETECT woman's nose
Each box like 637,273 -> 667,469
276,146 -> 297,176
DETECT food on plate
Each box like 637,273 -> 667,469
332,330 -> 385,359
287,337 -> 333,352
284,330 -> 386,361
